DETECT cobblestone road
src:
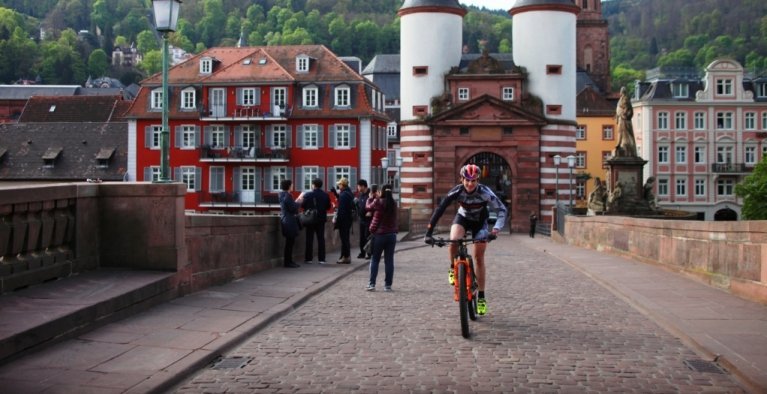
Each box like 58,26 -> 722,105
174,238 -> 744,393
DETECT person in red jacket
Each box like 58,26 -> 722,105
365,184 -> 398,292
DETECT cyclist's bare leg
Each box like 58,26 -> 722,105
448,223 -> 466,265
473,242 -> 487,291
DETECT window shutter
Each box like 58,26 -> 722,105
222,125 -> 230,148
236,88 -> 243,105
234,126 -> 242,148
204,126 -> 212,146
287,167 -> 294,185
350,125 -> 357,148
174,126 -> 181,148
297,125 -> 304,148
350,167 -> 357,188
256,126 -> 262,148
286,126 -> 293,148
254,88 -> 261,105
233,168 -> 242,192
194,126 -> 201,148
318,125 -> 325,148
144,126 -> 152,148
143,167 -> 151,181
317,85 -> 323,108
266,126 -> 273,148
328,167 -> 335,185
298,167 -> 305,187
174,167 -> 180,182
329,125 -> 336,148
195,167 -> 202,191
319,167 -> 326,188
255,168 -> 262,194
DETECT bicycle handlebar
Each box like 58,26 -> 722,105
426,234 -> 496,247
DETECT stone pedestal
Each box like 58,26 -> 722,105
606,156 -> 656,216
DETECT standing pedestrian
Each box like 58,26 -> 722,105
365,184 -> 398,291
529,212 -> 538,238
334,177 -> 354,264
355,179 -> 371,260
278,179 -> 300,268
299,178 -> 331,264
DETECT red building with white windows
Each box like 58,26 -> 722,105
125,45 -> 389,213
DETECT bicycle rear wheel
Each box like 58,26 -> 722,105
458,263 -> 470,338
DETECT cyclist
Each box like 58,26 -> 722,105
424,164 -> 508,315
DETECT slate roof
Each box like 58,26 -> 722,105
363,55 -> 401,75
0,122 -> 128,181
18,95 -> 127,123
0,85 -> 80,100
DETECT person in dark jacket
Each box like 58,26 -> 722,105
365,184 -> 398,291
333,177 -> 355,264
529,212 -> 538,238
298,178 -> 331,264
355,179 -> 371,259
278,179 -> 300,268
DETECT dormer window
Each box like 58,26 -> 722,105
42,147 -> 62,169
200,57 -> 213,74
303,85 -> 319,108
716,78 -> 733,96
671,83 -> 688,98
297,55 -> 310,72
151,88 -> 163,110
757,82 -> 767,98
335,85 -> 351,107
180,87 -> 196,109
96,148 -> 115,169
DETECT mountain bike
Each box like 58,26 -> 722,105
427,234 -> 495,338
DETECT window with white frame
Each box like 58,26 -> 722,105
694,146 -> 706,164
301,167 -> 319,191
758,83 -> 767,98
241,125 -> 256,149
575,152 -> 586,168
502,87 -> 514,101
272,87 -> 287,108
151,89 -> 163,110
387,123 -> 397,138
745,145 -> 757,164
149,125 -> 162,149
762,112 -> 767,130
658,146 -> 669,163
181,88 -> 196,110
602,125 -> 613,140
672,83 -> 689,98
657,112 -> 669,129
149,166 -> 161,182
694,179 -> 705,197
210,167 -> 225,192
458,88 -> 469,101
745,112 -> 756,130
676,178 -> 686,196
576,125 -> 586,140
297,56 -> 309,72
335,86 -> 350,107
716,112 -> 733,129
239,88 -> 258,106
335,124 -> 351,148
272,125 -> 287,148
675,145 -> 686,164
303,124 -> 319,148
657,178 -> 669,196
717,179 -> 734,196
241,167 -> 256,194
271,167 -> 287,191
716,79 -> 733,95
200,58 -> 212,74
576,182 -> 585,199
717,145 -> 734,163
210,125 -> 225,148
180,167 -> 197,191
303,86 -> 318,107
675,112 -> 687,130
694,112 -> 705,129
181,125 -> 197,148
334,166 -> 351,184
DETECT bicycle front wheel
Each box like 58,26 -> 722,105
468,257 -> 478,321
458,263 -> 470,338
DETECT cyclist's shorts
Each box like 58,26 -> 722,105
452,214 -> 488,238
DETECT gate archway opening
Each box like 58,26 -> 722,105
464,152 -> 512,227
714,208 -> 737,221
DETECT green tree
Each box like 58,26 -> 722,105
657,48 -> 694,67
0,26 -> 38,83
735,155 -> 767,220
136,30 -> 159,54
88,48 -> 108,77
37,30 -> 87,84
138,49 -> 161,76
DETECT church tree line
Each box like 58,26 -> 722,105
1,0 -> 767,91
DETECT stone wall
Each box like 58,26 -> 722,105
562,215 -> 767,304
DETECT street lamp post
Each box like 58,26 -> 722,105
567,155 -> 576,209
553,155 -> 561,207
152,0 -> 181,183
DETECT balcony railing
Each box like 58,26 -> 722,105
200,145 -> 290,162
199,105 -> 291,121
711,163 -> 748,173
198,191 -> 282,208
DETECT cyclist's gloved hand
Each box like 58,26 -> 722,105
489,228 -> 499,241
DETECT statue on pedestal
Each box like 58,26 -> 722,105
587,177 -> 607,214
608,181 -> 623,211
614,87 -> 638,158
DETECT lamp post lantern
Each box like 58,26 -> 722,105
566,155 -> 576,209
152,0 -> 181,183
553,155 -> 561,206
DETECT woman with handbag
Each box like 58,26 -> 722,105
278,179 -> 301,268
365,184 -> 398,291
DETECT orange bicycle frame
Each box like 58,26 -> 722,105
452,256 -> 473,302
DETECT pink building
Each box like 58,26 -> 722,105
633,59 -> 767,220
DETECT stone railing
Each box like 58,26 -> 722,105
559,215 -> 767,304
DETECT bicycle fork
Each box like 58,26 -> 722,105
452,257 -> 474,302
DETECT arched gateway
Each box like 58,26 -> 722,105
464,152 -> 512,229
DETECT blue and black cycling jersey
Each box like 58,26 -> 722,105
428,183 -> 508,233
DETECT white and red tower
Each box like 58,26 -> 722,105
398,0 -> 467,221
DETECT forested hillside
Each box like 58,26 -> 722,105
0,0 -> 766,90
